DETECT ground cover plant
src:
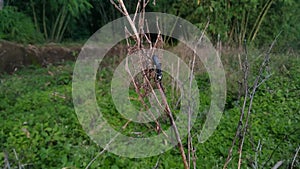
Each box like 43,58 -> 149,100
0,52 -> 299,168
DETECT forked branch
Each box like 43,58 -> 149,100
223,33 -> 281,169
110,1 -> 189,168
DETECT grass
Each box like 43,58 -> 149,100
0,53 -> 299,168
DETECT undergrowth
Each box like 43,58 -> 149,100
0,54 -> 299,168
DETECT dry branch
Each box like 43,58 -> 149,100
85,133 -> 120,169
291,145 -> 300,169
110,1 -> 189,168
223,33 -> 281,169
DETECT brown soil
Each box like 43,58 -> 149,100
0,40 -> 81,73
0,40 -> 129,74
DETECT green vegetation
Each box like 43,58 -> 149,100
0,0 -> 299,51
0,6 -> 43,43
0,54 -> 299,168
155,0 -> 300,49
0,0 -> 299,168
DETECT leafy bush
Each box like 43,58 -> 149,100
0,6 -> 43,43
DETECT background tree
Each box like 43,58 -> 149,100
0,0 -> 3,10
1,0 -> 299,51
7,0 -> 92,42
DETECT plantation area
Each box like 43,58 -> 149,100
1,0 -> 300,168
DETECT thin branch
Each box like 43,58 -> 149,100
237,33 -> 280,169
85,133 -> 120,169
110,0 -> 126,15
153,17 -> 162,49
224,33 -> 280,169
291,145 -> 300,169
223,41 -> 249,169
192,141 -> 197,169
165,16 -> 180,44
13,149 -> 22,169
3,151 -> 11,169
124,57 -> 162,132
110,1 -> 188,168
187,60 -> 193,168
261,128 -> 299,168
122,119 -> 132,129
271,161 -> 283,169
255,73 -> 273,88
152,156 -> 161,169
145,0 -> 150,7
86,118 -> 145,169
144,19 -> 153,47
132,0 -> 141,23
118,0 -> 141,47
152,14 -> 188,168
156,81 -> 189,169
251,139 -> 262,169
187,20 -> 210,168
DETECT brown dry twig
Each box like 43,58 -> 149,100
110,1 -> 189,168
223,33 -> 281,169
291,145 -> 300,169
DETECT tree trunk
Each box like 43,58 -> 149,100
0,0 -> 3,10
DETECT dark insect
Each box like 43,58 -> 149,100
152,55 -> 162,81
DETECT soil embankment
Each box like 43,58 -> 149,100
0,40 -> 128,74
0,40 -> 81,73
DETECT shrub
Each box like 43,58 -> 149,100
0,6 -> 43,43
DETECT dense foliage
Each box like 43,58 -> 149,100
0,6 -> 43,43
153,0 -> 300,49
0,0 -> 299,50
0,55 -> 299,168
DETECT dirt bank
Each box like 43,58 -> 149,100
0,40 -> 128,74
0,40 -> 82,73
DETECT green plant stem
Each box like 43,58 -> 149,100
58,15 -> 70,42
249,0 -> 274,42
42,0 -> 48,40
55,5 -> 68,42
30,0 -> 40,33
50,8 -> 62,41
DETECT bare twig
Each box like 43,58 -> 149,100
224,33 -> 281,169
291,145 -> 300,169
261,128 -> 299,168
153,11 -> 190,169
237,33 -> 281,169
124,57 -> 162,132
238,32 -> 281,169
110,1 -> 189,168
152,156 -> 161,169
156,80 -> 189,169
109,0 -> 126,15
144,19 -> 153,47
114,0 -> 141,47
86,117 -> 158,169
132,0 -> 141,23
251,139 -> 262,169
271,160 -> 284,169
13,149 -> 22,169
153,17 -> 163,49
223,46 -> 249,169
192,142 -> 197,169
122,119 -> 132,129
85,133 -> 120,169
165,16 -> 180,44
3,151 -> 11,169
187,20 -> 210,168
